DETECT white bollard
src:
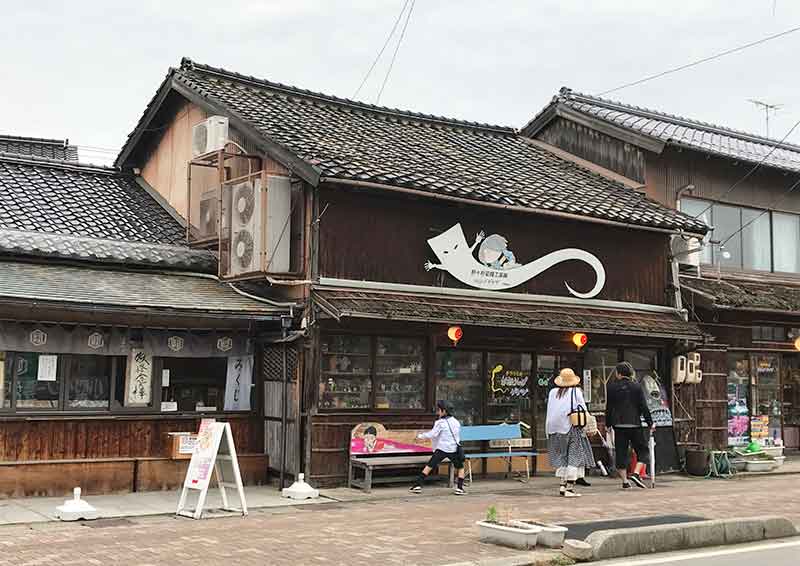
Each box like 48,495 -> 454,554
55,486 -> 99,521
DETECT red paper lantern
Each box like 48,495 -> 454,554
572,332 -> 588,350
448,326 -> 463,346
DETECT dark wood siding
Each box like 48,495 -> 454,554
318,186 -> 671,305
536,117 -> 646,183
645,147 -> 800,211
0,416 -> 262,461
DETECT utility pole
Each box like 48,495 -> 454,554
748,99 -> 783,138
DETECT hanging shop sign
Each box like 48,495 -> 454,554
126,349 -> 153,406
424,223 -> 606,298
223,355 -> 254,411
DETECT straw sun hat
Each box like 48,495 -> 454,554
554,368 -> 580,388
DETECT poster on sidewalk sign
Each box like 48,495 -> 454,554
177,419 -> 248,520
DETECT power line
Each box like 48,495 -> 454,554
352,0 -> 411,100
692,115 -> 800,220
376,0 -> 415,104
598,25 -> 800,96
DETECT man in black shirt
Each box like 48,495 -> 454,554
605,362 -> 654,489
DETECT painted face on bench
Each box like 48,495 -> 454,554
363,426 -> 378,452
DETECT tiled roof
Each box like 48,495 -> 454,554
0,228 -> 216,273
0,260 -> 286,316
0,134 -> 78,161
524,88 -> 800,174
314,288 -> 702,340
681,275 -> 800,313
118,58 -> 709,235
0,153 -> 185,245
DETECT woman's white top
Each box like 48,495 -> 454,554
546,387 -> 586,435
418,416 -> 461,452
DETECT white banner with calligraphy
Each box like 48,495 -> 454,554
126,349 -> 153,406
224,355 -> 254,411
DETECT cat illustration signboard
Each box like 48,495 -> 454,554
424,223 -> 606,298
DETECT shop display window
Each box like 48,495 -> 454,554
15,352 -> 61,409
486,353 -> 532,431
161,357 -> 229,412
0,352 -> 10,409
320,335 -> 372,410
320,334 -> 426,411
435,351 -> 482,425
783,358 -> 800,428
584,348 -> 619,411
374,337 -> 425,410
727,354 -> 751,446
753,354 -> 781,444
66,355 -> 113,409
534,355 -> 556,451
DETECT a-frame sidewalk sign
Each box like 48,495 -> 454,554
176,419 -> 248,519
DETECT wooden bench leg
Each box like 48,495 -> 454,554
525,457 -> 530,480
348,460 -> 353,489
449,464 -> 454,488
467,460 -> 473,485
364,466 -> 372,493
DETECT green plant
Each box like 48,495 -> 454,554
549,555 -> 576,566
485,505 -> 498,523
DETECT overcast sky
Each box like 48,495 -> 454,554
1,1 -> 798,165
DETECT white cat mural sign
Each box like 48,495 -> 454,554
424,223 -> 606,299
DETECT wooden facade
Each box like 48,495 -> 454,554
533,110 -> 800,451
318,185 -> 671,305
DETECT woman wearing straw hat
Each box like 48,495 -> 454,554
546,368 -> 595,497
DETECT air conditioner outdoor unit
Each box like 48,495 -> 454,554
229,179 -> 263,277
226,175 -> 292,278
192,116 -> 229,157
264,175 -> 292,273
672,355 -> 687,384
672,235 -> 702,267
198,188 -> 220,239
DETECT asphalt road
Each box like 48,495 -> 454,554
595,538 -> 800,565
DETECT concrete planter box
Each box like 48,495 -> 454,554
514,521 -> 568,548
745,459 -> 779,472
762,446 -> 784,458
476,520 -> 541,549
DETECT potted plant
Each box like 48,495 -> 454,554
476,505 -> 542,550
513,521 -> 568,548
685,447 -> 709,476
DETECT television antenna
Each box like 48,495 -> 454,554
748,99 -> 783,138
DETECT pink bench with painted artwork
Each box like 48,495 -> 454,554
348,423 -> 455,492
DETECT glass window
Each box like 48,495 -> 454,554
162,357 -> 228,412
66,355 -> 113,409
0,352 -> 10,409
773,212 -> 800,273
374,337 -> 425,410
741,208 -> 771,271
727,354 -> 751,446
679,198 -> 713,264
534,355 -> 556,450
584,348 -> 619,410
15,353 -> 61,409
713,204 -> 743,268
320,335 -> 372,410
752,354 -> 781,444
486,353 -> 532,429
435,350 -> 482,425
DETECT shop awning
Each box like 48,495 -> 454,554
681,275 -> 800,314
0,260 -> 289,318
313,287 -> 702,340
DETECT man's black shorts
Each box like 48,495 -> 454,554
427,448 -> 464,470
614,427 -> 649,469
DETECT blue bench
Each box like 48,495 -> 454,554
460,423 -> 537,483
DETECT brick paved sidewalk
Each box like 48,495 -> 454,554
1,473 -> 798,566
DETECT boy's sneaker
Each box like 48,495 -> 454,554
563,490 -> 581,497
453,487 -> 466,495
622,482 -> 632,489
409,485 -> 422,493
630,474 -> 647,489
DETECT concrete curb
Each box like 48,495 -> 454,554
441,550 -> 562,566
586,515 -> 797,561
